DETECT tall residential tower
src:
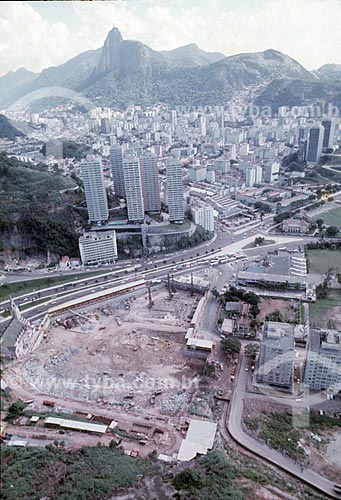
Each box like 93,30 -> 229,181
139,151 -> 161,213
123,152 -> 144,223
81,157 -> 109,224
110,144 -> 126,198
306,125 -> 325,164
166,158 -> 184,223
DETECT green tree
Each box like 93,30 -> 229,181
244,344 -> 259,358
221,338 -> 241,356
265,309 -> 285,322
254,236 -> 265,246
173,469 -> 203,492
6,400 -> 25,421
326,226 -> 338,237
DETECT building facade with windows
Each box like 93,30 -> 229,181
123,153 -> 144,223
79,231 -> 117,266
256,322 -> 295,390
191,204 -> 214,232
110,144 -> 126,198
81,158 -> 109,224
306,125 -> 325,164
166,158 -> 184,223
304,329 -> 341,391
139,151 -> 161,213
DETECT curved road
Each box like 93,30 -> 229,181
227,354 -> 341,499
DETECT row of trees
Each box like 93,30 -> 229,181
221,338 -> 259,358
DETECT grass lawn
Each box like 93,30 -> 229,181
309,289 -> 341,329
243,239 -> 275,249
306,248 -> 341,274
314,206 -> 341,227
0,270 -> 109,302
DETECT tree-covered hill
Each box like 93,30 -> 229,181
0,114 -> 25,140
0,152 -> 79,258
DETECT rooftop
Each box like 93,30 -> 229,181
177,419 -> 217,461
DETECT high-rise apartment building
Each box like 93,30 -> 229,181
166,158 -> 184,223
191,204 -> 214,232
123,153 -> 144,223
264,161 -> 280,183
304,329 -> 341,391
101,118 -> 111,134
256,322 -> 295,390
110,145 -> 126,198
81,158 -> 109,224
322,119 -> 335,149
79,231 -> 117,266
188,166 -> 207,182
246,166 -> 256,187
199,116 -> 206,136
213,158 -> 230,174
306,125 -> 325,164
255,165 -> 263,183
298,126 -> 309,144
139,152 -> 161,213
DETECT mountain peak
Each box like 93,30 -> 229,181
95,26 -> 123,74
263,48 -> 283,57
106,26 -> 123,43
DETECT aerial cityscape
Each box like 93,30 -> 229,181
0,1 -> 340,499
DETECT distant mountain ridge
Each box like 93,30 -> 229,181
314,64 -> 341,82
0,26 -> 340,110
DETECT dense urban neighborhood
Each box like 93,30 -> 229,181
0,7 -> 341,500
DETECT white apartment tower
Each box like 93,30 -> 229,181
166,158 -> 184,223
79,231 -> 117,266
139,151 -> 161,213
81,157 -> 109,224
246,166 -> 256,188
191,204 -> 214,232
123,153 -> 144,223
199,116 -> 206,136
110,144 -> 126,198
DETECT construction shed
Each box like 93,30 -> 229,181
44,417 -> 107,434
177,419 -> 217,461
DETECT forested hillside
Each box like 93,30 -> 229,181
0,153 -> 79,259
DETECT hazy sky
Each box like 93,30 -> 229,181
1,0 -> 341,77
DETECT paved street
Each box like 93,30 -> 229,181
227,353 -> 340,499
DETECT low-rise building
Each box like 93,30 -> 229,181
237,271 -> 306,291
177,419 -> 217,461
282,218 -> 310,234
79,231 -> 117,266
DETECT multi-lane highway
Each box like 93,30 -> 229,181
1,228 -> 309,324
1,217 -> 314,319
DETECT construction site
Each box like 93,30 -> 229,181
10,281 -> 215,417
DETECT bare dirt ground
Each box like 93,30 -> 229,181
325,431 -> 341,468
2,284 -> 237,458
3,287 -> 207,458
10,288 -> 205,415
243,398 -> 341,483
258,298 -> 298,322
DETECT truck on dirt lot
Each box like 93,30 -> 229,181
43,400 -> 56,408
